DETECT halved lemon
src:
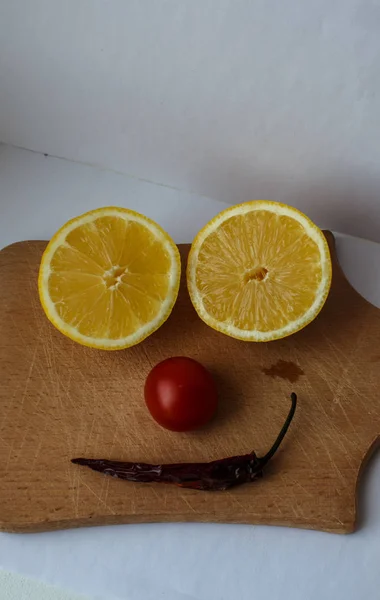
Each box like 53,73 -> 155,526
39,207 -> 181,350
187,201 -> 332,342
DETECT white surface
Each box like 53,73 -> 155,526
0,145 -> 226,247
0,146 -> 379,600
0,570 -> 89,600
1,1 -> 380,242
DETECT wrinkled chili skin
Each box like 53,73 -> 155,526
72,392 -> 297,491
72,453 -> 263,491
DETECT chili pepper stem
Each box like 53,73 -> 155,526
258,392 -> 297,468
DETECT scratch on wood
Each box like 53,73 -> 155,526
18,345 -> 38,415
181,494 -> 197,514
81,480 -> 116,515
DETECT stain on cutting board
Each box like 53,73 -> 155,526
262,359 -> 304,384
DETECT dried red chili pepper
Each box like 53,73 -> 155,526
72,393 -> 297,491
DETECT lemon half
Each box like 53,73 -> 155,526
39,207 -> 181,349
187,201 -> 332,342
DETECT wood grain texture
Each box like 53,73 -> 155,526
0,233 -> 379,534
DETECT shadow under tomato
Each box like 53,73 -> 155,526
203,367 -> 246,432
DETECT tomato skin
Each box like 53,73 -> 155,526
144,357 -> 218,432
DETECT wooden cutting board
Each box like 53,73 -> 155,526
0,233 -> 379,534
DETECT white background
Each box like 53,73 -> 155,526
1,0 -> 380,241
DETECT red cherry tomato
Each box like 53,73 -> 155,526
144,357 -> 218,432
